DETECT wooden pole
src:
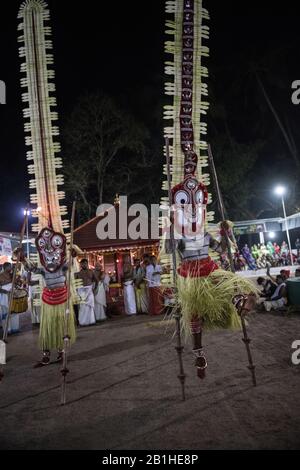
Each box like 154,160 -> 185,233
207,144 -> 236,273
60,202 -> 76,405
233,294 -> 257,387
165,137 -> 186,401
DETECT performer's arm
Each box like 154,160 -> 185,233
28,279 -> 39,287
164,237 -> 179,254
220,220 -> 238,249
209,234 -> 226,254
13,247 -> 44,275
266,265 -> 277,284
23,259 -> 44,276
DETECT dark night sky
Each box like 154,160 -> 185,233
1,0 -> 300,231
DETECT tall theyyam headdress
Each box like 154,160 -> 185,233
18,0 -> 69,235
160,0 -> 214,284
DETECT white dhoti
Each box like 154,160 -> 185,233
263,298 -> 287,312
0,284 -> 20,334
124,281 -> 137,315
77,285 -> 96,326
94,282 -> 107,321
135,283 -> 149,313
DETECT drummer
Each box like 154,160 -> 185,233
0,262 -> 20,334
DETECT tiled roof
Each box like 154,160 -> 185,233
74,205 -> 159,251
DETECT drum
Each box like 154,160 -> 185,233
11,288 -> 28,314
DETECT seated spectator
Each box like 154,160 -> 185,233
280,269 -> 290,280
257,276 -> 277,299
266,265 -> 288,285
263,275 -> 287,312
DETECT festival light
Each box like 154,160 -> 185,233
23,208 -> 31,257
268,232 -> 276,239
274,185 -> 286,196
274,185 -> 293,265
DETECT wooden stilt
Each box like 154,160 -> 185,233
60,202 -> 76,406
174,313 -> 186,401
191,318 -> 207,380
233,295 -> 257,387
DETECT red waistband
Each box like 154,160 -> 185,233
42,286 -> 68,305
178,257 -> 219,278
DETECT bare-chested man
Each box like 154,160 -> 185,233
93,263 -> 107,322
75,259 -> 98,326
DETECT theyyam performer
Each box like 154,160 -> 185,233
17,230 -> 76,366
16,0 -> 80,366
160,0 -> 257,382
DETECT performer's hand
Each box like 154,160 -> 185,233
220,220 -> 230,231
241,293 -> 257,315
12,247 -> 25,262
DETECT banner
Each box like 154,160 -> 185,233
0,237 -> 12,256
234,223 -> 266,235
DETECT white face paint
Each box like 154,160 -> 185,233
172,177 -> 207,239
36,228 -> 66,273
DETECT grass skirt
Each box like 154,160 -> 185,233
39,301 -> 76,351
177,269 -> 256,335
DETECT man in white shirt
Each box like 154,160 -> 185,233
146,256 -> 162,315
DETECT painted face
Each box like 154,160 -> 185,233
171,176 -> 208,238
36,228 -> 66,273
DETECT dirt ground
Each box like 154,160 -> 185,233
0,310 -> 300,450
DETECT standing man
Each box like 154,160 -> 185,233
133,259 -> 147,314
75,259 -> 97,326
94,263 -> 107,322
122,263 -> 137,316
0,263 -> 20,334
147,256 -> 162,315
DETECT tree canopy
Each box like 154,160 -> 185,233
62,92 -> 161,223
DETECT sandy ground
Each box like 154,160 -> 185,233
0,309 -> 300,450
